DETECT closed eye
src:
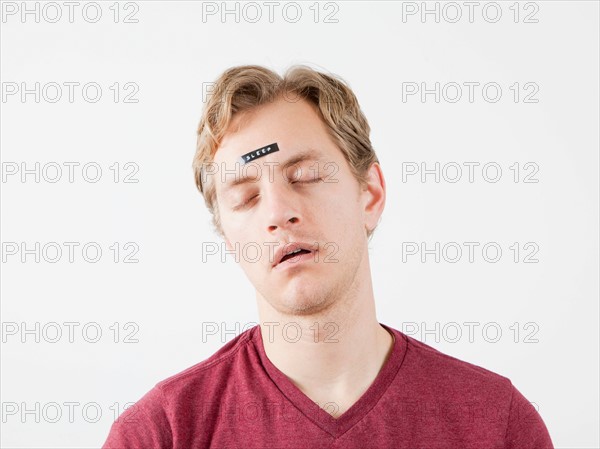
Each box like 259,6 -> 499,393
292,178 -> 322,184
233,194 -> 259,211
233,178 -> 322,211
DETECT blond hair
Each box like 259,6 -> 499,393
192,64 -> 380,239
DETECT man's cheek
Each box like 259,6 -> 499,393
237,246 -> 264,269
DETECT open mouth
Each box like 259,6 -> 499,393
273,243 -> 318,269
279,248 -> 311,263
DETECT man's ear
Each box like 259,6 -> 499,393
361,162 -> 386,234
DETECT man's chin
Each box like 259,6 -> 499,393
270,292 -> 334,317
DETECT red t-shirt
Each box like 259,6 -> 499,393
103,323 -> 553,448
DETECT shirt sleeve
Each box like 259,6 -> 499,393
102,385 -> 172,449
505,382 -> 554,449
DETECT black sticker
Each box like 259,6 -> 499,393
240,142 -> 280,164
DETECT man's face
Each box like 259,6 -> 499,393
212,95 -> 381,316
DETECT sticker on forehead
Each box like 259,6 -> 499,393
240,142 -> 280,164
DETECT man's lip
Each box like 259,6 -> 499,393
272,242 -> 318,268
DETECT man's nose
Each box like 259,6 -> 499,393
262,182 -> 301,233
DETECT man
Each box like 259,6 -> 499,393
103,64 -> 554,448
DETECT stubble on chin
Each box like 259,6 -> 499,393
265,285 -> 337,317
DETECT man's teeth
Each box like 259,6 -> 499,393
287,248 -> 302,255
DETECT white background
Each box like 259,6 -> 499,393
1,1 -> 598,447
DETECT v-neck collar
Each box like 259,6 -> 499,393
249,323 -> 407,438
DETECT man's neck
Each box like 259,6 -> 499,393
255,290 -> 394,418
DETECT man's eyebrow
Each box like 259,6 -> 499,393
221,149 -> 324,193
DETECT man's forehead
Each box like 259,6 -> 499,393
239,142 -> 280,164
220,136 -> 327,167
214,98 -> 329,166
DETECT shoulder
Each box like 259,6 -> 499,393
401,331 -> 514,393
102,326 -> 257,448
394,331 -> 515,424
395,331 -> 553,447
157,325 -> 255,394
